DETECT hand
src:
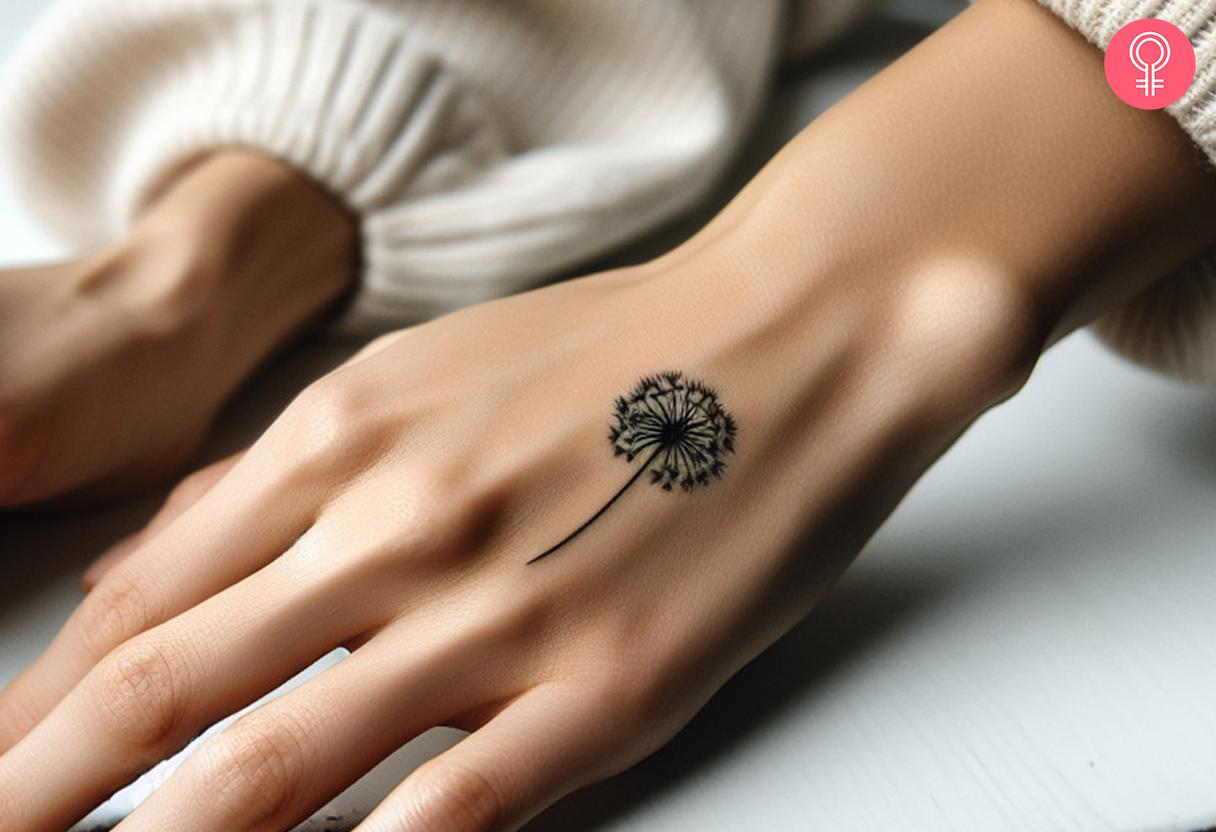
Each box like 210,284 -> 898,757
0,215 -> 1033,830
0,151 -> 355,506
6,0 -> 1216,828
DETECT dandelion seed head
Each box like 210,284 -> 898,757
610,370 -> 737,492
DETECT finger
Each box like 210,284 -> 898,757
0,442 -> 316,753
83,452 -> 245,592
115,626 -> 495,832
356,683 -> 626,832
80,533 -> 144,593
0,524 -> 379,832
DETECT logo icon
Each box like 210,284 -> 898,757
1105,19 -> 1194,110
1130,31 -> 1170,96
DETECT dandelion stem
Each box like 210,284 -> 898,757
526,444 -> 664,564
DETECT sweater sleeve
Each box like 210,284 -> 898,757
1037,0 -> 1216,383
0,0 -> 781,333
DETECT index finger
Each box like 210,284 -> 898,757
0,446 -> 310,754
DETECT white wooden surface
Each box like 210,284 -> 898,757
2,2 -> 1215,830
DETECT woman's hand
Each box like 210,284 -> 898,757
4,0 -> 1216,829
0,219 -> 1035,830
0,151 -> 355,507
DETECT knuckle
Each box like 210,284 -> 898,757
587,636 -> 677,729
91,637 -> 191,755
594,673 -> 659,724
280,380 -> 378,472
365,332 -> 398,351
575,675 -> 678,769
358,331 -> 407,359
194,713 -> 310,825
291,378 -> 364,430
79,570 -> 161,658
404,761 -> 504,832
167,468 -> 214,508
404,465 -> 512,568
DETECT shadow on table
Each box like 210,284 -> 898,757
522,459 -> 1179,832
521,563 -> 939,831
1156,392 -> 1216,485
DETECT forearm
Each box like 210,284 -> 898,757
610,0 -> 1216,648
7,5 -> 1215,823
680,0 -> 1216,407
0,151 -> 358,505
118,152 -> 360,385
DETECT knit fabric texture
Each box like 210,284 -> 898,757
0,0 -> 785,332
2,0 -> 1215,381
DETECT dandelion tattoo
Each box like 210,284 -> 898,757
527,370 -> 737,564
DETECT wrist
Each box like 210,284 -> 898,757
683,0 -> 1216,422
101,151 -> 359,367
678,228 -> 1041,435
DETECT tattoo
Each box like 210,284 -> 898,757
526,370 -> 737,564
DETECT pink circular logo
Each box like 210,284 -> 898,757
1104,19 -> 1195,109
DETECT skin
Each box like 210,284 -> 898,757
0,152 -> 357,506
2,0 -> 1216,830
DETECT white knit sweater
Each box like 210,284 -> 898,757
2,0 -> 1215,381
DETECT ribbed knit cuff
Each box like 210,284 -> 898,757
1038,0 -> 1216,383
1,0 -> 777,335
0,0 -> 511,333
114,3 -> 508,215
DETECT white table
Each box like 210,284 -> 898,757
3,2 -> 1215,829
